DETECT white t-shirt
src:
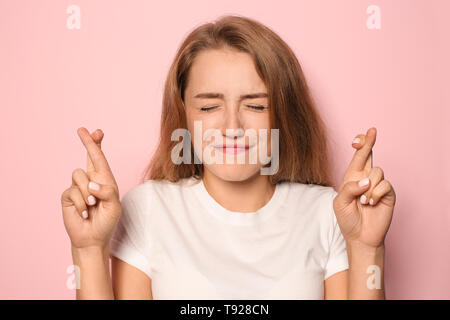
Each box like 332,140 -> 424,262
109,177 -> 349,300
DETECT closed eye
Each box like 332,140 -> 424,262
200,105 -> 266,112
200,105 -> 219,112
246,105 -> 265,111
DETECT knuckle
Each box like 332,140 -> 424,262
72,167 -> 84,176
371,188 -> 380,199
76,199 -> 87,210
67,185 -> 77,195
71,186 -> 85,201
61,188 -> 70,202
372,166 -> 383,175
105,185 -> 117,198
371,167 -> 384,180
66,189 -> 83,207
343,180 -> 351,189
344,180 -> 355,191
72,168 -> 85,179
71,185 -> 82,197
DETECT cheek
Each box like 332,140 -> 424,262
185,109 -> 194,132
188,116 -> 224,144
243,116 -> 271,147
186,119 -> 221,159
241,111 -> 270,129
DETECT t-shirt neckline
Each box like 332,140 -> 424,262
192,177 -> 288,226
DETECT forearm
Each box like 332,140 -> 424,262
71,245 -> 115,300
347,241 -> 385,299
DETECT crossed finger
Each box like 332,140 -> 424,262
77,127 -> 112,176
346,127 -> 377,174
86,129 -> 104,174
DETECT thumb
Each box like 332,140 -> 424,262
336,177 -> 371,206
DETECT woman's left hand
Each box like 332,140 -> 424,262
333,127 -> 396,249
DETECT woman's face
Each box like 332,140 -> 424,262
184,47 -> 272,182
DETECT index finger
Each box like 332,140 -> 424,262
77,127 -> 111,174
347,127 -> 377,172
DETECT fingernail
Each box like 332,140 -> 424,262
88,195 -> 96,205
369,198 -> 374,205
358,177 -> 369,187
89,181 -> 100,191
360,194 -> 367,204
82,210 -> 88,219
352,137 -> 360,144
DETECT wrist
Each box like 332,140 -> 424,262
346,241 -> 385,262
346,240 -> 384,253
346,241 -> 385,299
71,244 -> 110,260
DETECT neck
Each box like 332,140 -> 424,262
202,169 -> 276,213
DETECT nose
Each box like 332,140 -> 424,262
221,105 -> 244,140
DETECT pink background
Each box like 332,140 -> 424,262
1,0 -> 448,299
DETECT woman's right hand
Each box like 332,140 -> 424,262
61,127 -> 122,250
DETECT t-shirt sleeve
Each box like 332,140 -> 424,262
324,189 -> 349,280
109,188 -> 153,279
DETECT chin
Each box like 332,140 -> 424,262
204,163 -> 261,182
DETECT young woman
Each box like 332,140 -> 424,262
61,15 -> 396,300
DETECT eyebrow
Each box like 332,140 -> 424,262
193,92 -> 268,101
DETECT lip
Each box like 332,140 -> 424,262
213,144 -> 255,154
